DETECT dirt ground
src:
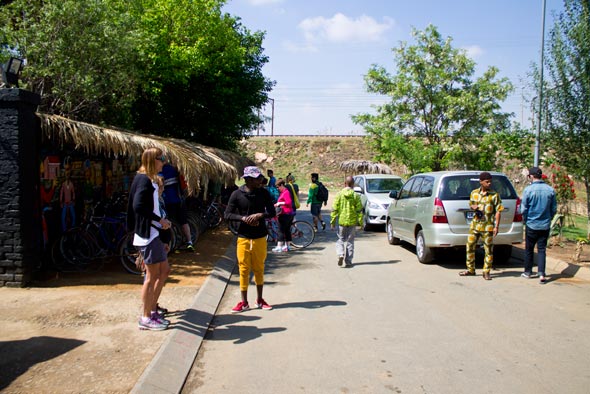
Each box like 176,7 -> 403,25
1,226 -> 588,394
0,227 -> 234,394
530,238 -> 590,267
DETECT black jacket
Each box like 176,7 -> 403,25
224,185 -> 276,239
127,173 -> 162,238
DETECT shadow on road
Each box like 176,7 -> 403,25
0,336 -> 86,390
352,259 -> 400,266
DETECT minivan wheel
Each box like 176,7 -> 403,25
416,230 -> 434,263
386,220 -> 401,245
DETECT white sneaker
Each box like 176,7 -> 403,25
272,246 -> 283,253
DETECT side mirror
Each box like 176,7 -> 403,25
353,186 -> 363,194
389,190 -> 398,199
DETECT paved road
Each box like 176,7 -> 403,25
182,212 -> 590,394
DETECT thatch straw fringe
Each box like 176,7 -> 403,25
339,160 -> 393,175
38,113 -> 252,195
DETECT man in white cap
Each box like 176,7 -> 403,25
224,166 -> 277,312
521,166 -> 557,284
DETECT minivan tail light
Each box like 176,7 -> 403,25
514,197 -> 523,222
432,197 -> 448,223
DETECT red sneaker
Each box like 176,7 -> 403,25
231,301 -> 250,313
256,298 -> 273,310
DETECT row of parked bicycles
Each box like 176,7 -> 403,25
48,192 -> 317,276
48,194 -> 227,275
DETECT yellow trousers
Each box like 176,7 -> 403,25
466,229 -> 494,273
236,236 -> 267,291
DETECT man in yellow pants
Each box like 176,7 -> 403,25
459,171 -> 503,281
224,166 -> 277,312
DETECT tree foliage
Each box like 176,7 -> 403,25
352,25 -> 514,174
539,0 -> 590,236
0,0 -> 140,125
0,0 -> 273,149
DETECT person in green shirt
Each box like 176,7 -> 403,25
330,176 -> 363,267
306,173 -> 326,231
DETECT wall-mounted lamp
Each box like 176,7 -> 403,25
2,57 -> 24,88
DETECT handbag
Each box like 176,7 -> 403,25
158,227 -> 172,244
151,222 -> 172,244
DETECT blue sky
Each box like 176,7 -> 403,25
222,0 -> 563,135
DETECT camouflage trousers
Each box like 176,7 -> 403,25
466,229 -> 494,273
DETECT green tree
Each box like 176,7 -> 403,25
0,0 -> 273,149
130,0 -> 273,149
352,25 -> 513,173
539,0 -> 590,238
0,0 -> 140,125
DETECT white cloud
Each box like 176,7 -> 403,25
298,13 -> 394,44
245,0 -> 284,6
462,45 -> 484,59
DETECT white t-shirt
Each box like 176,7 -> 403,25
133,181 -> 161,247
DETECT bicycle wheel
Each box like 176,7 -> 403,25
168,222 -> 183,252
206,204 -> 223,229
118,231 -> 141,275
191,209 -> 209,233
59,228 -> 99,270
289,220 -> 315,248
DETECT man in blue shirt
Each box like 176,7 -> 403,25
521,167 -> 557,283
160,163 -> 193,251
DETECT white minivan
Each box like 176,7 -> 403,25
385,171 -> 523,263
353,174 -> 404,230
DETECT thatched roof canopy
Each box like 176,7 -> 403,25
38,113 -> 253,194
339,160 -> 393,175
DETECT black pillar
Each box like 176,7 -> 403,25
0,88 -> 41,287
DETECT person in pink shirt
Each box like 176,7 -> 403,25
272,179 -> 294,252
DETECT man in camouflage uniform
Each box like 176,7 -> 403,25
459,172 -> 503,280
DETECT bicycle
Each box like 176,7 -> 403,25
265,216 -> 316,249
167,218 -> 200,253
55,212 -> 130,272
54,198 -> 136,273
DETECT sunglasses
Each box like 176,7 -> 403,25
156,155 -> 167,162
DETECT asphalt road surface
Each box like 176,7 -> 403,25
182,211 -> 590,394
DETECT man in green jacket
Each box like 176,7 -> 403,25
330,176 -> 363,267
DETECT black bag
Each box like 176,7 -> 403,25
158,227 -> 172,244
317,182 -> 329,202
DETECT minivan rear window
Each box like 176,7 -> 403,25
438,175 -> 518,201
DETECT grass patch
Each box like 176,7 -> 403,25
560,214 -> 589,241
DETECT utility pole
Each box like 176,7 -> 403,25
270,98 -> 275,136
534,0 -> 546,167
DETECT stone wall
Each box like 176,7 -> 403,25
0,89 -> 41,287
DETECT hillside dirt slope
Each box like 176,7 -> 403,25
240,136 -> 397,190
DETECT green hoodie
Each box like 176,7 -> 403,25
330,187 -> 363,227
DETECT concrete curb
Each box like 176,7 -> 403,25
511,247 -> 590,281
130,242 -> 237,394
